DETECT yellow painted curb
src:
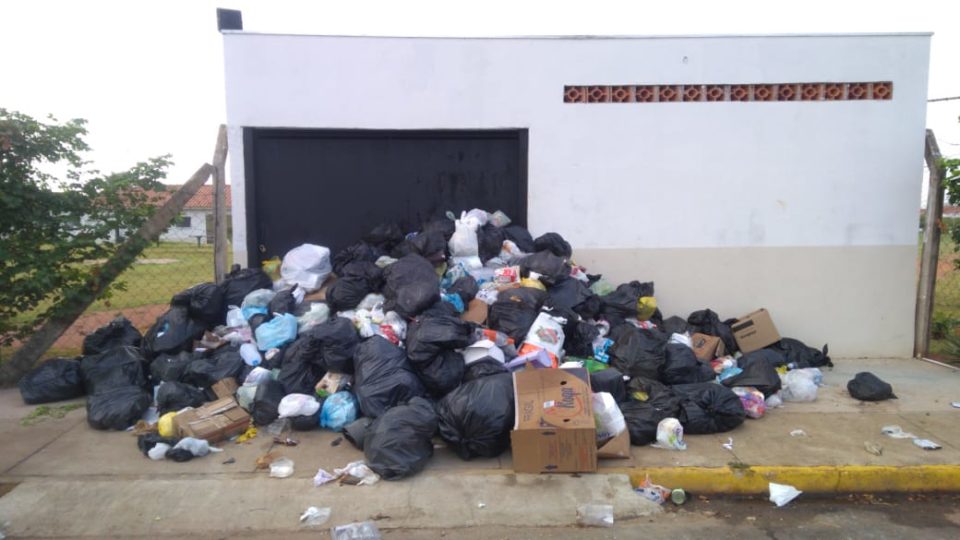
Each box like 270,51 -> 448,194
606,465 -> 960,494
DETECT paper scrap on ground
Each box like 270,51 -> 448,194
722,437 -> 734,451
881,425 -> 917,439
769,482 -> 802,507
314,460 -> 380,486
952,402 -> 960,409
864,441 -> 883,456
299,506 -> 331,527
790,429 -> 807,437
913,439 -> 942,450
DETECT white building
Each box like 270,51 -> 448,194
158,184 -> 232,244
221,29 -> 930,357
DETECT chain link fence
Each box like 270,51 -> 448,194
926,214 -> 960,361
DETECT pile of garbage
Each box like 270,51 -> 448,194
19,208 -> 835,477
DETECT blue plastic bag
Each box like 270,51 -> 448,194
441,293 -> 465,313
320,391 -> 359,431
255,313 -> 298,351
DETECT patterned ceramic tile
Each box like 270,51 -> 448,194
565,82 -> 892,103
611,85 -> 632,102
658,85 -> 680,102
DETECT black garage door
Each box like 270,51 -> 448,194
243,128 -> 528,265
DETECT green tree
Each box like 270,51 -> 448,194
0,108 -> 171,347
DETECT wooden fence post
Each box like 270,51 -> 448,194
212,125 -> 229,283
915,129 -> 946,357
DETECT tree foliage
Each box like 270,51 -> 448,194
0,108 -> 171,345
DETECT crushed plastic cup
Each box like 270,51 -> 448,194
330,520 -> 381,540
299,506 -> 331,527
269,457 -> 295,478
576,504 -> 614,527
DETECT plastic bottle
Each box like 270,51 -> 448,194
240,343 -> 262,367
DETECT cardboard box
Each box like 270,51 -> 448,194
211,378 -> 238,400
690,333 -> 725,361
461,299 -> 489,325
731,308 -> 781,353
510,367 -> 597,473
597,429 -> 631,460
173,397 -> 250,443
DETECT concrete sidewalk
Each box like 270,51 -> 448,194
0,358 -> 957,537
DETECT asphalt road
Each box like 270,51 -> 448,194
180,494 -> 960,540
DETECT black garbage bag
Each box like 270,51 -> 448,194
620,391 -> 681,446
278,334 -> 326,395
364,396 -> 439,480
251,379 -> 286,426
391,230 -> 446,262
563,320 -> 600,358
672,383 -> 746,434
518,251 -> 570,285
437,372 -> 514,459
766,338 -> 832,368
81,346 -> 149,395
600,281 -> 654,323
687,309 -> 738,355
221,267 -> 273,310
590,368 -> 627,403
248,313 -> 270,333
462,358 -> 508,382
363,222 -> 404,252
19,358 -> 85,404
180,345 -> 244,388
290,413 -> 320,431
546,278 -> 594,313
340,260 -> 384,290
156,382 -> 206,414
382,254 -> 440,319
660,316 -> 690,336
311,317 -> 361,374
533,232 -> 572,258
721,351 -> 784,398
406,314 -> 473,363
661,344 -> 715,385
477,224 -> 507,263
137,433 -> 178,456
343,417 -> 374,449
142,306 -> 205,359
150,351 -> 194,383
626,376 -> 672,402
82,316 -> 143,356
608,324 -> 667,380
333,242 -> 382,275
448,276 -> 479,305
354,336 -> 426,418
502,225 -> 536,253
326,276 -> 374,312
267,286 -> 298,315
421,217 -> 456,241
87,386 -> 152,430
171,283 -> 225,327
847,372 -> 897,401
488,287 -> 546,343
414,349 -> 465,397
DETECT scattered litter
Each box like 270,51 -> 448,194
769,482 -> 802,507
299,506 -> 332,527
952,401 -> 960,409
331,436 -> 343,447
477,502 -> 486,509
671,488 -> 687,505
269,457 -> 295,478
222,457 -> 236,465
635,475 -> 671,505
722,438 -> 734,451
913,439 -> 942,450
236,426 -> 258,444
790,429 -> 807,437
577,504 -> 614,527
148,443 -> 171,460
173,437 -> 222,457
881,425 -> 917,439
315,460 -> 381,487
273,436 -> 299,447
331,521 -> 381,540
255,451 -> 279,470
864,442 -> 883,456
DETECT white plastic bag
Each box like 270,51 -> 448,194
461,208 -> 489,229
576,504 -> 614,527
278,393 -> 321,418
769,482 -> 802,507
668,333 -> 693,348
297,303 -> 330,333
521,312 -> 566,358
281,244 -> 332,292
592,392 -> 627,441
781,369 -> 819,402
226,306 -> 247,328
652,417 -> 687,450
448,219 -> 479,258
244,366 -> 273,386
173,437 -> 222,457
270,457 -> 295,478
299,506 -> 332,527
148,442 -> 171,460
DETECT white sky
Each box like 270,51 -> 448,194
2,0 -> 958,200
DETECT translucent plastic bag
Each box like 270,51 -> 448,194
592,392 -> 626,441
281,244 -> 332,292
448,219 -> 479,258
781,369 -> 819,402
320,391 -> 359,431
278,393 -> 321,418
255,313 -> 298,351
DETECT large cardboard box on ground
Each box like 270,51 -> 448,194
173,397 -> 250,443
211,378 -> 238,400
732,308 -> 781,353
691,333 -> 724,361
510,367 -> 597,473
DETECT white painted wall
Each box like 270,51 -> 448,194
161,209 -> 208,243
223,33 -> 930,356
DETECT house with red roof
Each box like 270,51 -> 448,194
158,184 -> 232,243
